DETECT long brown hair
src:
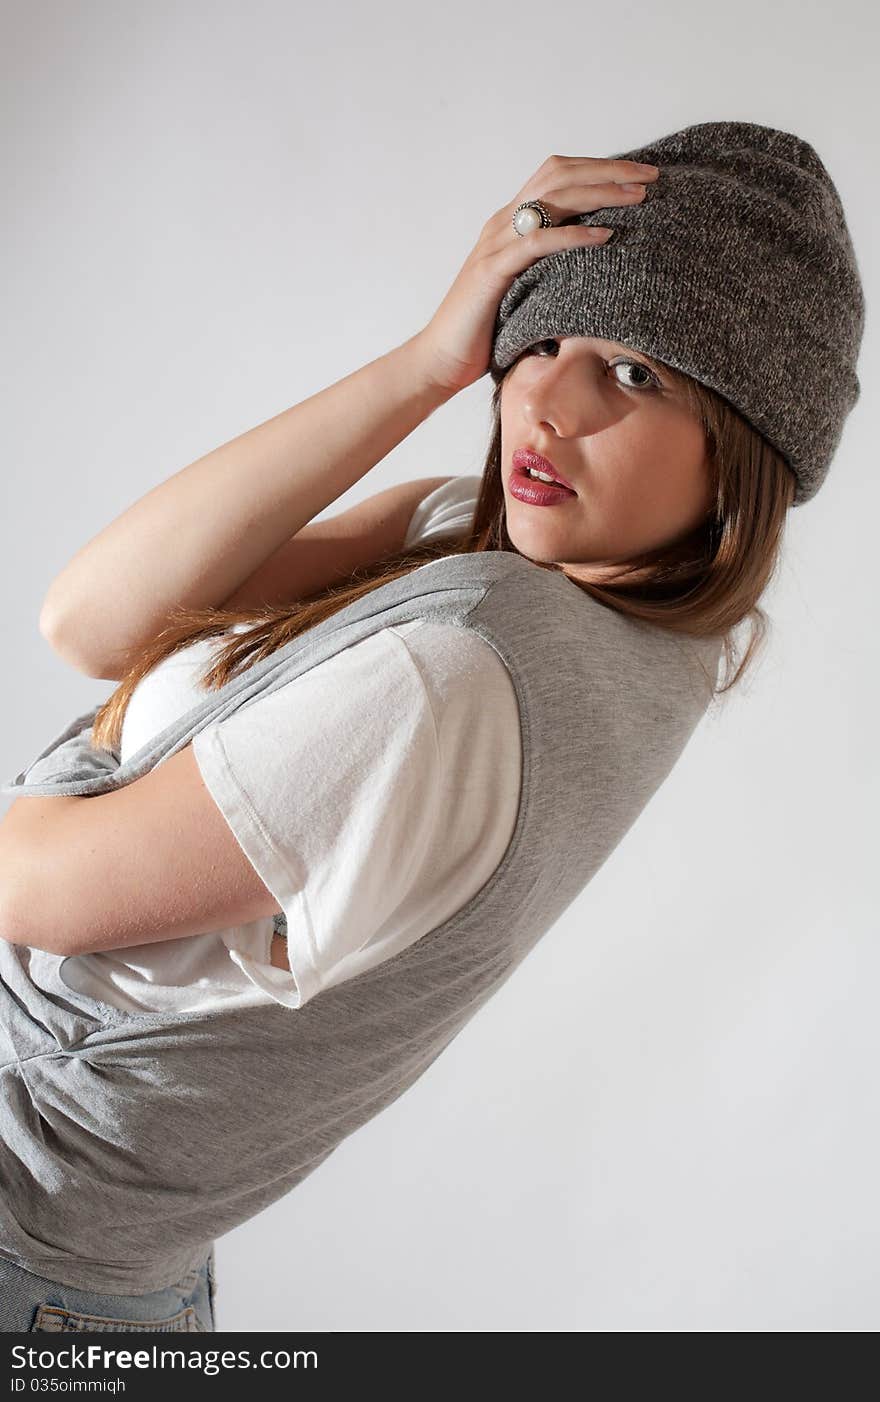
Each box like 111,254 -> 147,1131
89,352 -> 797,755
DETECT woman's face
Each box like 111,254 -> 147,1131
499,334 -> 713,583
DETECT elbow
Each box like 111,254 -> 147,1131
39,596 -> 77,664
39,599 -> 113,681
0,889 -> 65,956
38,597 -> 60,650
38,587 -> 68,648
0,810 -> 78,955
0,883 -> 35,950
0,852 -> 41,950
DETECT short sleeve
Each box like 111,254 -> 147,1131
191,628 -> 443,1010
403,475 -> 482,550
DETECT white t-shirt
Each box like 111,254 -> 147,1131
44,476 -> 523,1015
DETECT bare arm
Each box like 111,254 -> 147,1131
39,331 -> 455,678
208,474 -> 457,614
49,474 -> 458,681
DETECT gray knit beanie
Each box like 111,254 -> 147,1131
490,120 -> 865,506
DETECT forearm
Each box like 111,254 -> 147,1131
40,331 -> 454,672
0,794 -> 81,949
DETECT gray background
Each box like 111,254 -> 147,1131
2,0 -> 876,1332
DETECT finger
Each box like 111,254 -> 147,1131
540,177 -> 652,208
536,154 -> 660,185
526,177 -> 651,223
481,180 -> 647,254
513,155 -> 660,205
487,221 -> 614,280
483,170 -> 656,242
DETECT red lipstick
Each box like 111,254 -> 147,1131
510,449 -> 578,507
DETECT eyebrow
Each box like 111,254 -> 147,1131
560,335 -> 669,378
536,336 -> 673,382
611,345 -> 667,376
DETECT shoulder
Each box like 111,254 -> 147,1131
386,618 -> 521,752
385,622 -> 522,854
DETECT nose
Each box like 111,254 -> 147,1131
520,353 -> 608,441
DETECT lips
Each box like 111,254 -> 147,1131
511,449 -> 577,494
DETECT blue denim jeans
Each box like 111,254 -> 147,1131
0,1248 -> 217,1332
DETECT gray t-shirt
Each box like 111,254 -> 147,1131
29,478 -> 522,1017
0,545 -> 721,1294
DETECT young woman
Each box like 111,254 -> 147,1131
0,120 -> 864,1331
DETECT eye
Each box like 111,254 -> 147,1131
608,358 -> 660,391
525,338 -> 661,392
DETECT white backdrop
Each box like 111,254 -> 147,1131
2,0 -> 876,1332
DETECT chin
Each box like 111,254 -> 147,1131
504,532 -> 563,568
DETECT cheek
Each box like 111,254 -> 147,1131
640,416 -> 709,512
590,442 -> 704,538
676,441 -> 712,512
